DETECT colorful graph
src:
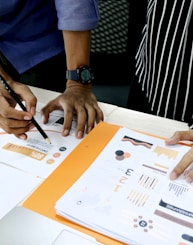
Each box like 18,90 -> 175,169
153,146 -> 178,160
121,136 -> 153,149
138,175 -> 158,190
127,190 -> 149,207
168,183 -> 189,197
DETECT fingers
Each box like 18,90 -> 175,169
11,81 -> 37,115
61,107 -> 74,137
41,90 -> 104,139
170,147 -> 193,183
0,90 -> 35,140
0,113 -> 34,140
0,69 -> 37,139
84,103 -> 103,133
166,130 -> 193,145
40,98 -> 60,124
74,104 -> 91,139
41,97 -> 75,137
67,100 -> 103,139
166,130 -> 193,183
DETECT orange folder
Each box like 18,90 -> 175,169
23,121 -> 126,245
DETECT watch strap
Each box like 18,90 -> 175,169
66,69 -> 79,81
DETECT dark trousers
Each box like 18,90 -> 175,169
0,51 -> 67,93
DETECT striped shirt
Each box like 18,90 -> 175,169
135,0 -> 193,123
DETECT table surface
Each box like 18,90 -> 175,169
30,86 -> 189,139
3,86 -> 189,245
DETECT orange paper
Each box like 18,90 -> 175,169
23,121 -> 126,245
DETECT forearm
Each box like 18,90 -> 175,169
41,30 -> 103,139
62,30 -> 91,70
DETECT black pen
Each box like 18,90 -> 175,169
0,75 -> 51,144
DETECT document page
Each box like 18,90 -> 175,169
0,103 -> 81,178
55,127 -> 193,245
0,163 -> 41,219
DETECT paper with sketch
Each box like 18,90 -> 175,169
0,163 -> 41,219
55,127 -> 193,245
0,103 -> 81,178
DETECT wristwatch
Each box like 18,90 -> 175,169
66,65 -> 94,85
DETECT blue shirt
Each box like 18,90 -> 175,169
0,0 -> 99,73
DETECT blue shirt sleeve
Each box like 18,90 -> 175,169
54,0 -> 99,31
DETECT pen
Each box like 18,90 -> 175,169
0,75 -> 51,144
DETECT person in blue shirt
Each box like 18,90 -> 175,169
0,0 -> 103,140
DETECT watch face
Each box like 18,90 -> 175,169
80,69 -> 91,81
78,66 -> 94,84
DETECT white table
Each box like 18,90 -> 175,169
30,86 -> 189,139
1,86 -> 188,245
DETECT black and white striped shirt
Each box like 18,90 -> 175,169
135,0 -> 193,123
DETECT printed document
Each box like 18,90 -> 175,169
55,126 -> 193,245
0,103 -> 81,178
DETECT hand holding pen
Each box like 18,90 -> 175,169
0,74 -> 51,143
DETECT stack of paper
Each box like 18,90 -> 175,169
55,126 -> 193,245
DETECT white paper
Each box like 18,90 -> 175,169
0,103 -> 81,178
55,127 -> 193,245
0,163 -> 41,219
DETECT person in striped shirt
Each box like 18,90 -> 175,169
127,1 -> 193,182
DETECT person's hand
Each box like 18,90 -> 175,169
41,82 -> 104,139
166,130 -> 193,183
0,74 -> 37,140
